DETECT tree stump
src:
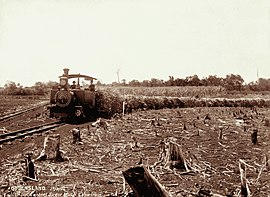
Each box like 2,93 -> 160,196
164,140 -> 189,171
183,123 -> 187,130
23,153 -> 37,181
239,160 -> 250,197
72,128 -> 82,144
123,166 -> 172,197
36,134 -> 64,162
251,129 -> 258,145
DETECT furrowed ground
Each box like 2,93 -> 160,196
0,106 -> 270,196
0,95 -> 46,115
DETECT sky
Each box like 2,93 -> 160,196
0,0 -> 270,87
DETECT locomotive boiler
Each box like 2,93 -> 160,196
48,68 -> 97,120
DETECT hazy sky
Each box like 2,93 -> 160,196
0,0 -> 269,86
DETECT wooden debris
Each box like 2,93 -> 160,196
131,136 -> 139,148
218,127 -> 223,140
36,134 -> 64,162
123,166 -> 172,197
204,114 -> 211,120
265,154 -> 270,171
218,126 -> 229,140
0,127 -> 7,134
150,119 -> 156,127
92,118 -> 109,130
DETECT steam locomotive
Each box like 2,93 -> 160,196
48,68 -> 97,120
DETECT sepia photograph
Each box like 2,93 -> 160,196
0,0 -> 270,196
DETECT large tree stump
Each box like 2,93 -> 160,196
164,140 -> 189,171
36,134 -> 64,162
123,166 -> 172,197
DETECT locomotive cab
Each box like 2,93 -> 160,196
48,68 -> 97,120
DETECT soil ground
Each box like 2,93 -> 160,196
0,106 -> 270,196
0,96 -> 45,115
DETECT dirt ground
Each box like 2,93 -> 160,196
0,96 -> 45,115
0,107 -> 270,196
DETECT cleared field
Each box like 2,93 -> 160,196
0,96 -> 45,115
0,107 -> 269,196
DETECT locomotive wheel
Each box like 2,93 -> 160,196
55,90 -> 72,107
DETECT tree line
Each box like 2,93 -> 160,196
0,81 -> 58,96
1,73 -> 270,95
108,74 -> 270,92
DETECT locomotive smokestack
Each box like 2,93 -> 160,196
63,68 -> 70,76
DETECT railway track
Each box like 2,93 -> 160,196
0,101 -> 49,122
0,121 -> 65,144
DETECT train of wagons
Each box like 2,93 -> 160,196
48,68 -> 97,120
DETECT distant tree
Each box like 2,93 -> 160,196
150,78 -> 163,87
33,82 -> 46,95
200,78 -> 208,86
165,76 -> 174,86
224,74 -> 244,91
257,78 -> 270,91
23,87 -> 35,95
46,81 -> 58,88
246,81 -> 259,91
121,79 -> 127,86
4,81 -> 18,95
185,75 -> 201,86
129,80 -> 141,87
141,80 -> 151,87
174,78 -> 186,86
206,75 -> 223,86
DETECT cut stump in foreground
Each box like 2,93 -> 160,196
158,139 -> 190,171
36,134 -> 64,162
123,166 -> 172,197
23,153 -> 38,181
239,160 -> 251,197
72,128 -> 82,144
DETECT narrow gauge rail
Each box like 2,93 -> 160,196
0,101 -> 49,122
0,121 -> 64,144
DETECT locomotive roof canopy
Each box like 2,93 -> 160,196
60,74 -> 97,81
